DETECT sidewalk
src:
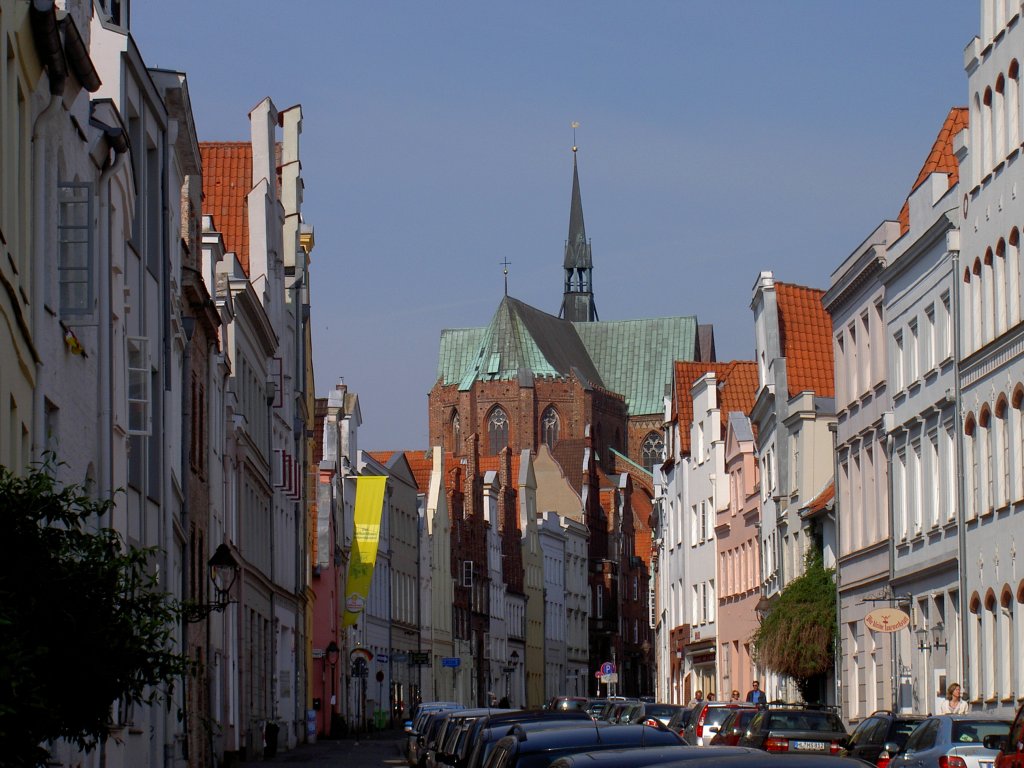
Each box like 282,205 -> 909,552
237,729 -> 406,767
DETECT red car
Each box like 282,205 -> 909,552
989,700 -> 1024,768
709,708 -> 760,746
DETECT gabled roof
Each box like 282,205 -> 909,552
437,297 -> 700,417
438,296 -> 603,389
673,360 -> 758,456
775,282 -> 834,399
575,316 -> 698,416
200,142 -> 251,274
897,107 -> 968,236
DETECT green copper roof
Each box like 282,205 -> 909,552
574,316 -> 698,416
437,298 -> 699,416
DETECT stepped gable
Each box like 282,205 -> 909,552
200,142 -> 252,274
576,315 -> 699,417
673,360 -> 758,456
897,107 -> 968,236
775,282 -> 834,399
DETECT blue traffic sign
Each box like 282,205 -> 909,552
441,657 -> 461,668
600,661 -> 615,675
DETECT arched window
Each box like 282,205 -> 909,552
984,86 -> 994,172
980,405 -> 994,514
984,248 -> 996,343
641,431 -> 664,473
996,74 -> 1007,161
487,406 -> 509,456
965,412 -> 978,520
995,240 -> 1007,337
541,406 -> 560,450
1009,60 -> 1021,149
1010,228 -> 1021,327
1013,386 -> 1024,501
450,410 -> 461,455
996,397 -> 1010,507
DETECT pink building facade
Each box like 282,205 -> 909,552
717,412 -> 762,700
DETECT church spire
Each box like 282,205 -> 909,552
559,134 -> 599,322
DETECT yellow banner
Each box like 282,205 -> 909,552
342,476 -> 387,627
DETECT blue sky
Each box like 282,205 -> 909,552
132,2 -> 979,450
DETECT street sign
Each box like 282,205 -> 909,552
441,657 -> 461,668
351,658 -> 369,678
393,653 -> 409,663
600,661 -> 615,676
376,653 -> 389,664
409,651 -> 431,666
600,673 -> 619,684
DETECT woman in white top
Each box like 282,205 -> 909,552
938,682 -> 969,714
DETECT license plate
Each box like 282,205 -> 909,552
792,741 -> 827,751
980,762 -> 993,768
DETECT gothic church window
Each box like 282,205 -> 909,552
450,411 -> 461,454
541,406 -> 560,450
488,406 -> 509,455
641,431 -> 664,473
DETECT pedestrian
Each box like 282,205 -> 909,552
730,689 -> 741,701
746,680 -> 767,705
688,689 -> 705,708
937,682 -> 969,714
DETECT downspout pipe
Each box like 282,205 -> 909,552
950,234 -> 968,691
92,117 -> 129,504
30,0 -> 66,465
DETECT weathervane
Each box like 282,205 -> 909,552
501,257 -> 511,296
571,121 -> 580,153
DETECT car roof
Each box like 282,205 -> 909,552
503,723 -> 682,751
657,755 -> 874,768
552,746 -> 758,767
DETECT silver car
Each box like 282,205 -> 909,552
889,715 -> 1010,768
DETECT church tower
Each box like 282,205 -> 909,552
559,146 -> 599,322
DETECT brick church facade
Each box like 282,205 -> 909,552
427,148 -> 714,697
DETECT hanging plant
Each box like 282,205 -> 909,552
751,548 -> 836,700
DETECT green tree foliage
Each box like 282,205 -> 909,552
0,461 -> 191,767
751,548 -> 836,701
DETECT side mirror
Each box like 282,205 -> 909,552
882,742 -> 902,756
983,735 -> 1008,752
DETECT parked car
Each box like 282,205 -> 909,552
462,710 -> 596,768
684,702 -> 759,747
435,709 -> 512,768
482,722 -> 683,768
644,754 -> 882,768
983,699 -> 1024,768
708,708 -> 760,746
615,702 -> 686,727
736,705 -> 848,755
665,707 -> 694,740
408,704 -> 466,766
548,744 -> 759,768
888,715 -> 1010,768
843,711 -> 926,768
600,700 -> 639,724
546,697 -> 591,713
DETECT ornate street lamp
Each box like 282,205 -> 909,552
184,543 -> 239,623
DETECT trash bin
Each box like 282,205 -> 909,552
264,720 -> 280,758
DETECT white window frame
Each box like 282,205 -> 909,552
58,182 -> 94,316
127,336 -> 151,436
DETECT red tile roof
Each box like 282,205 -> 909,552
674,360 -> 758,456
477,453 -> 522,486
403,450 -> 433,494
367,450 -> 394,466
200,142 -> 252,274
897,107 -> 968,235
775,282 -> 834,399
801,481 -> 834,519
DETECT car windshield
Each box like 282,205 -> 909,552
704,707 -> 740,728
768,711 -> 844,732
892,720 -> 923,746
951,721 -> 1011,744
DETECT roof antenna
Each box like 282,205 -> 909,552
500,257 -> 511,296
571,120 -> 579,154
